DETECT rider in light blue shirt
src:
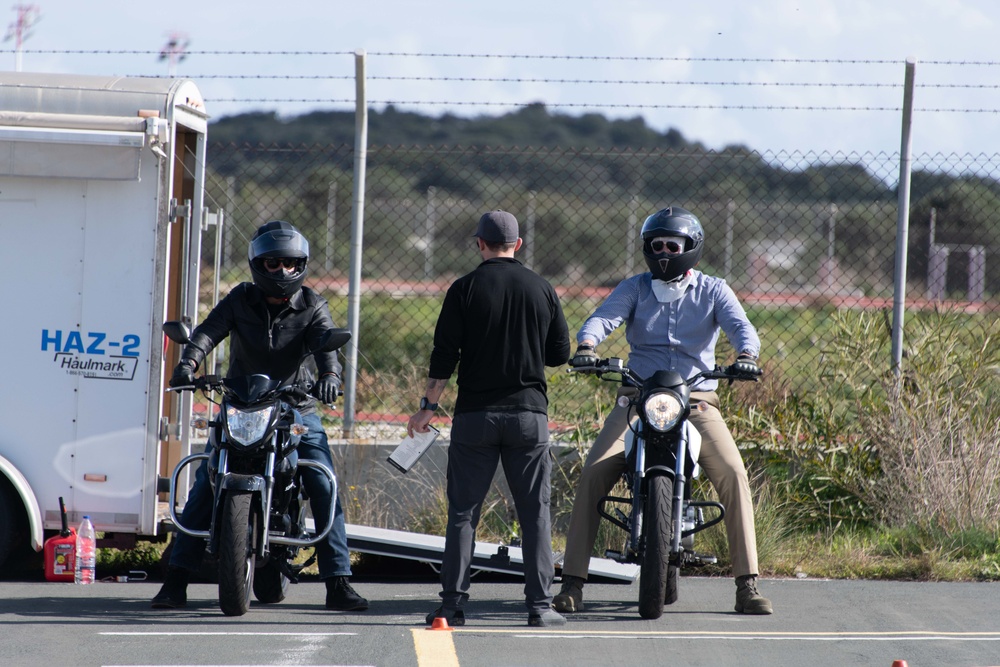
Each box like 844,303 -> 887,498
555,206 -> 773,616
577,270 -> 760,391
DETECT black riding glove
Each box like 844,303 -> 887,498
570,344 -> 599,367
730,354 -> 762,378
315,373 -> 341,404
169,360 -> 197,388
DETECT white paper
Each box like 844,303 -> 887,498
387,426 -> 440,473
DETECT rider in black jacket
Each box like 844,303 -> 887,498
176,281 -> 340,414
151,220 -> 368,612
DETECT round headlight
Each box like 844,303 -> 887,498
643,391 -> 683,432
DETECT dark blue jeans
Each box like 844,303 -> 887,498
168,411 -> 352,579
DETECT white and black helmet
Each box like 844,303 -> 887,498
640,206 -> 705,282
247,220 -> 310,298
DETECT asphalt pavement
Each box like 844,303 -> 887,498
2,573 -> 999,667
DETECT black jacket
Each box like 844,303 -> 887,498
179,283 -> 341,414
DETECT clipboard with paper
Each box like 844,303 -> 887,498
387,425 -> 440,473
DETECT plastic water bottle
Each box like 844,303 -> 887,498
74,516 -> 96,585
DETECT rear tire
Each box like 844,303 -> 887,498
638,474 -> 673,620
253,558 -> 289,604
664,563 -> 679,605
218,492 -> 256,616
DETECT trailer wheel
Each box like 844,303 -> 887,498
0,478 -> 28,572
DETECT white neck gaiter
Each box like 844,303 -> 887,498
651,271 -> 694,303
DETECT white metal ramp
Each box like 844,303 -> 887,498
346,523 -> 638,583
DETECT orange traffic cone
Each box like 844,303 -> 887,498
428,616 -> 453,631
891,661 -> 908,667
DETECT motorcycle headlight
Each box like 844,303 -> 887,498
225,405 -> 275,448
643,391 -> 683,432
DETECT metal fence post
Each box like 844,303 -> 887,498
891,56 -> 917,378
524,190 -> 536,270
424,186 -> 436,279
325,180 -> 337,273
224,175 -> 235,272
724,199 -> 735,281
343,49 -> 368,438
625,192 -> 638,276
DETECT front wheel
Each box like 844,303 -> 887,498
638,474 -> 674,619
218,491 -> 256,616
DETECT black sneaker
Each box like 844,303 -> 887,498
325,576 -> 369,611
151,567 -> 189,609
425,607 -> 465,626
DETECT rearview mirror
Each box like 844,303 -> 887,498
162,321 -> 192,345
315,327 -> 352,354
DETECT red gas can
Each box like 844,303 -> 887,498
43,497 -> 76,583
44,529 -> 76,582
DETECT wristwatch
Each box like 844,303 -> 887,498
419,396 -> 439,411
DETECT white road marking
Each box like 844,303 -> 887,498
100,631 -> 368,667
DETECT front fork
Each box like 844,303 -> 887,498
633,430 -> 688,559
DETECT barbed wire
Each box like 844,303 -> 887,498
113,73 -> 999,89
6,49 -> 1000,66
7,50 -> 997,114
205,98 -> 999,113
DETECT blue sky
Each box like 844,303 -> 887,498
4,0 -> 998,158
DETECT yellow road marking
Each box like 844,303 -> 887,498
412,628 -> 460,667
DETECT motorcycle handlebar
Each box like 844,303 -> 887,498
166,376 -> 327,402
567,358 -> 761,386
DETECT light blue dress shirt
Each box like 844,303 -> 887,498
577,270 -> 761,391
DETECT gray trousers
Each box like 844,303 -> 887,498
439,410 -> 555,615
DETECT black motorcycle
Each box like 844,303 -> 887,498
569,358 -> 761,619
163,321 -> 351,616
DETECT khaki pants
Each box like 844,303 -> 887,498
561,389 -> 759,579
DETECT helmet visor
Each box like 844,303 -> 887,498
249,229 -> 309,261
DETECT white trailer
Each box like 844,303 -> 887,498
0,72 -> 210,568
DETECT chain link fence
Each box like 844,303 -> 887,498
197,143 -> 999,421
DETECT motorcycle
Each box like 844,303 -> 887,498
162,320 -> 351,616
569,357 -> 761,619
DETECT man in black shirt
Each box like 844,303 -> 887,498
407,210 -> 570,627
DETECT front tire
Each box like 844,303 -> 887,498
638,474 -> 674,620
218,491 -> 256,616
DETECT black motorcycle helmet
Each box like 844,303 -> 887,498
247,220 -> 310,298
640,206 -> 705,282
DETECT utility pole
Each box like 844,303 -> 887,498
3,4 -> 41,72
158,31 -> 190,77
